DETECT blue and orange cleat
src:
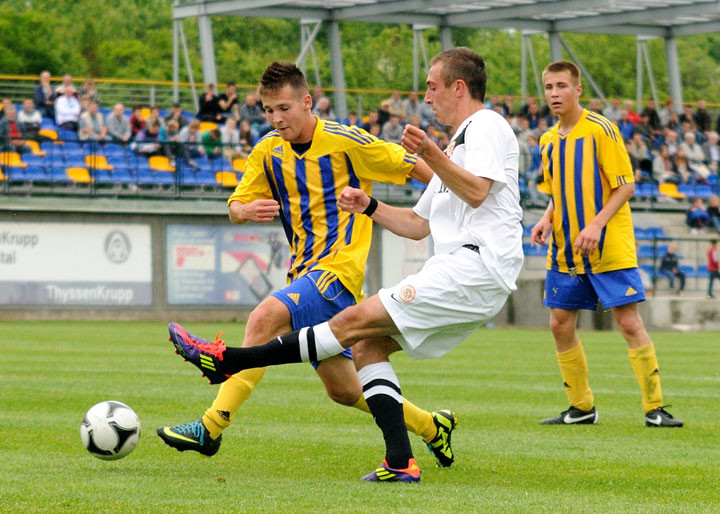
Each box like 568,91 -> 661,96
361,458 -> 421,483
168,322 -> 230,384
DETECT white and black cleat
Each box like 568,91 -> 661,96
541,406 -> 599,425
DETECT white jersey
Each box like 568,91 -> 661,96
413,108 -> 524,292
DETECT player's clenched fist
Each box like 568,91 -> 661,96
242,199 -> 280,222
401,124 -> 429,156
337,187 -> 370,213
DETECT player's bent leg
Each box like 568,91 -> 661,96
315,354 -> 363,406
612,303 -> 683,427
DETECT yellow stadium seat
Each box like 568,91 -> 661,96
658,182 -> 685,199
141,107 -> 151,120
232,157 -> 247,172
25,140 -> 46,156
38,129 -> 58,140
216,171 -> 238,188
85,155 -> 113,170
0,167 -> 5,181
199,122 -> 218,133
537,181 -> 551,195
67,167 -> 92,183
148,155 -> 176,172
0,152 -> 27,168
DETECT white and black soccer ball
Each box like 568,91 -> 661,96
80,401 -> 141,460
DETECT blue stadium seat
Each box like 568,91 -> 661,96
195,171 -> 219,186
25,165 -> 49,181
637,245 -> 654,259
152,171 -> 175,185
645,226 -> 665,239
50,167 -> 71,182
93,170 -> 113,183
679,264 -> 695,278
634,226 -> 648,240
179,171 -> 199,186
678,184 -> 694,197
5,167 -> 26,181
110,169 -> 134,183
694,185 -> 713,199
708,174 -> 718,186
639,264 -> 657,278
522,224 -> 533,237
697,265 -> 710,278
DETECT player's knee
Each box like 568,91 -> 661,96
616,312 -> 645,338
549,313 -> 573,339
244,307 -> 279,346
324,383 -> 360,406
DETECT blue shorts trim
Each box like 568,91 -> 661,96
543,268 -> 646,311
272,270 -> 354,368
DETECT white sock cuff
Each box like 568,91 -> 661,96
358,362 -> 403,404
313,321 -> 345,361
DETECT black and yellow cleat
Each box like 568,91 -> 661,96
645,406 -> 683,428
156,419 -> 222,456
425,410 -> 458,468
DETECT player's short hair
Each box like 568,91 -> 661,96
543,61 -> 581,85
258,62 -> 308,97
430,47 -> 487,102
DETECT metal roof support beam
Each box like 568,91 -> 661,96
327,19 -> 348,121
173,19 -> 179,103
548,30 -> 562,62
178,20 -> 199,111
664,34 -> 683,112
296,20 -> 323,81
636,39 -> 643,112
440,25 -> 453,50
559,35 -> 606,103
198,14 -> 218,86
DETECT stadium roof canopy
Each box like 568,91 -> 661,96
172,0 -> 720,116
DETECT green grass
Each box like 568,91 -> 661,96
1,321 -> 719,513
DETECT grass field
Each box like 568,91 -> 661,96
1,321 -> 719,513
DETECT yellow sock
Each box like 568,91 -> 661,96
352,396 -> 435,441
202,367 -> 267,439
628,343 -> 663,413
557,342 -> 594,412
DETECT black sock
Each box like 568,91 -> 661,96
365,393 -> 413,470
222,329 -> 305,374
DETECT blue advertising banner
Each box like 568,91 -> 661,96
166,224 -> 290,306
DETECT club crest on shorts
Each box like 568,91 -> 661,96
398,285 -> 416,302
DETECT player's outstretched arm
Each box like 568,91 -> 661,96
530,202 -> 554,247
338,187 -> 430,240
401,124 -> 492,208
229,199 -> 280,224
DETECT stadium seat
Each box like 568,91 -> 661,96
38,129 -> 58,141
195,171 -> 219,186
645,226 -> 666,239
23,153 -> 44,166
694,185 -> 713,199
637,245 -> 654,259
92,170 -> 113,183
697,265 -> 710,278
0,152 -> 27,168
67,167 -> 92,183
85,155 -> 113,170
199,122 -> 218,132
634,226 -> 648,240
152,171 -> 176,185
232,157 -> 247,172
5,166 -> 26,181
25,165 -> 49,181
25,140 -> 47,157
658,182 -> 685,199
216,171 -> 239,188
639,264 -> 657,278
679,264 -> 695,278
0,167 -> 4,181
708,174 -> 718,186
678,184 -> 694,197
141,107 -> 151,120
537,181 -> 551,195
148,155 -> 176,172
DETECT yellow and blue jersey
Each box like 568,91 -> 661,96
228,117 -> 416,301
539,109 -> 636,274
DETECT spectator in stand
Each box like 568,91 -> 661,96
160,119 -> 183,166
312,96 -> 336,121
623,100 -> 641,124
178,119 -> 204,167
588,98 -> 603,115
164,102 -> 189,130
708,239 -> 719,298
106,103 -> 131,143
628,132 -> 652,171
436,131 -> 450,151
55,74 -> 76,97
361,110 -> 379,132
79,78 -> 100,104
501,95 -> 515,117
403,91 -> 422,122
694,99 -> 712,134
640,99 -> 661,135
515,116 -> 533,146
603,98 -> 621,124
425,122 -> 438,146
33,70 -> 56,119
625,140 -> 645,183
653,145 -> 680,184
145,105 -> 165,129
238,119 -> 255,155
525,101 -> 543,129
0,106 -> 31,153
198,83 -> 222,122
377,99 -> 391,127
659,243 -> 685,295
634,113 -> 654,141
380,114 -> 402,144
664,128 -> 679,157
312,85 -> 327,107
219,82 -> 240,121
617,109 -> 634,141
536,117 -> 550,137
418,97 -> 436,128
406,113 -> 421,129
239,92 -> 269,139
385,90 -> 406,120
368,123 -> 381,138
201,128 -> 222,160
17,98 -> 42,140
702,131 -> 720,174
686,197 -> 710,231
78,100 -> 109,141
707,196 -> 720,234
525,134 -> 546,205
220,117 -> 245,161
659,98 -> 675,127
129,105 -> 146,139
55,86 -> 81,132
679,104 -> 694,125
342,111 -> 359,127
79,95 -> 92,114
0,98 -> 12,121
679,131 -> 711,183
133,120 -> 163,157
674,147 -> 692,184
666,110 -> 681,131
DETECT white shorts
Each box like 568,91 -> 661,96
378,247 -> 509,360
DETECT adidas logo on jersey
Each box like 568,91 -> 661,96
625,286 -> 637,296
287,293 -> 300,305
272,145 -> 284,156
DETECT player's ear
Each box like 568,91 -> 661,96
454,79 -> 465,98
303,93 -> 313,110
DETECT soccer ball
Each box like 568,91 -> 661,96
80,401 -> 141,460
